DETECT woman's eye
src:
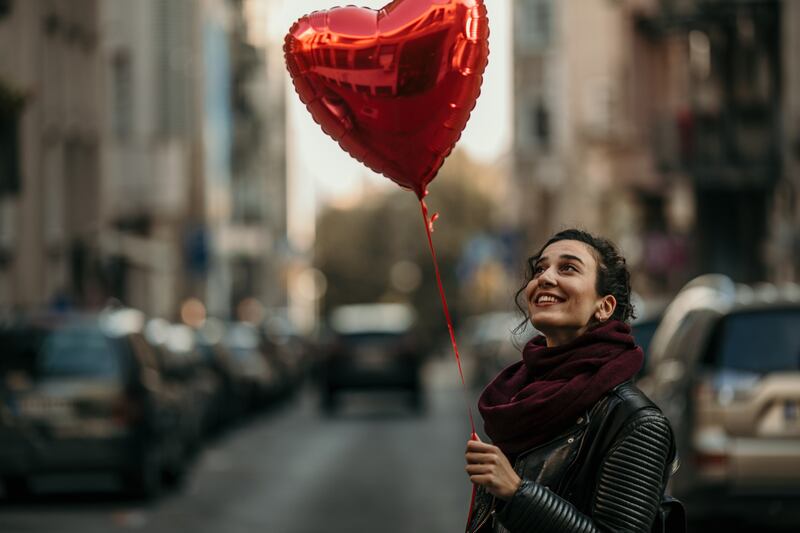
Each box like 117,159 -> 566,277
561,264 -> 577,272
533,266 -> 545,275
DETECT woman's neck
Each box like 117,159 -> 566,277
543,325 -> 590,347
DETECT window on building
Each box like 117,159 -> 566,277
0,0 -> 12,19
515,0 -> 553,52
155,0 -> 191,136
0,87 -> 22,196
112,51 -> 133,140
533,100 -> 550,150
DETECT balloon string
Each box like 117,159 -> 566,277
418,199 -> 479,531
419,199 -> 476,434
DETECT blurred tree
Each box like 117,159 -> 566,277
315,150 -> 502,350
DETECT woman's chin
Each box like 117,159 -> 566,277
531,321 -> 586,344
530,315 -> 563,332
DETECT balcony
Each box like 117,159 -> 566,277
651,107 -> 780,188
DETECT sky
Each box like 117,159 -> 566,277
272,0 -> 513,204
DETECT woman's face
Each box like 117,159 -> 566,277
523,239 -> 616,347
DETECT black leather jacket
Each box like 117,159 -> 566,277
467,382 -> 676,533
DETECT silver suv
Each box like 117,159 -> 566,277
639,275 -> 800,525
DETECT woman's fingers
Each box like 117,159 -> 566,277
465,452 -> 499,465
466,440 -> 498,454
465,463 -> 493,475
468,474 -> 495,487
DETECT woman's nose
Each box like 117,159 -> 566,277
538,268 -> 556,287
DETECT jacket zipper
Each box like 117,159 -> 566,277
470,497 -> 496,532
513,423 -> 585,464
555,417 -> 591,495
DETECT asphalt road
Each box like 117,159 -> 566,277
0,359 -> 478,533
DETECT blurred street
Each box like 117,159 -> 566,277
0,358 -> 477,533
4,355 -> 798,533
2,0 -> 800,530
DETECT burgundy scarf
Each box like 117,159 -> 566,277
478,320 -> 643,457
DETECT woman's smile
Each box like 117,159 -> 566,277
532,292 -> 565,306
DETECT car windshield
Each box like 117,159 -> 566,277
40,327 -> 123,379
716,308 -> 800,374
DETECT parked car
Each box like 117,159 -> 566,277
222,321 -> 279,410
145,320 -> 222,452
458,311 -> 537,387
194,319 -> 249,427
0,309 -> 188,499
630,294 -> 669,378
639,276 -> 800,525
260,314 -> 311,396
319,303 -> 423,413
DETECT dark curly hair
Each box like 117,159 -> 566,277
514,228 -> 636,329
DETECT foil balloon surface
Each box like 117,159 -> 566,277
284,0 -> 490,199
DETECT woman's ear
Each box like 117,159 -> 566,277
595,295 -> 617,322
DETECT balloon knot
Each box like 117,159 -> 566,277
429,212 -> 440,232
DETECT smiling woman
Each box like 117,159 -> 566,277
464,229 -> 684,533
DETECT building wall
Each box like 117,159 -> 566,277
0,0 -> 102,311
218,0 -> 288,318
99,0 -> 201,318
0,0 -> 289,319
769,0 -> 800,282
512,0 -> 653,261
513,0 -> 797,292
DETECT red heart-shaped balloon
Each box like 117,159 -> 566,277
284,0 -> 489,199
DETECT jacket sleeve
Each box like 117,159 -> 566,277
495,414 -> 672,533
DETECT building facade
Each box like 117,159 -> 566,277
0,0 -> 104,311
633,0 -> 796,283
223,0 -> 289,318
512,0 -> 667,287
0,0 -> 289,319
100,0 -> 201,318
512,0 -> 799,292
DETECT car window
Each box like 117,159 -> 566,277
712,308 -> 800,374
40,327 -> 122,379
660,309 -> 716,368
632,320 -> 659,359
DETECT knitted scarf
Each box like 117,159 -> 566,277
478,320 -> 643,457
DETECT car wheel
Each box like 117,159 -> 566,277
321,388 -> 337,415
122,446 -> 162,500
162,456 -> 187,490
3,476 -> 30,500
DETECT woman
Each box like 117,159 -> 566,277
465,229 -> 677,533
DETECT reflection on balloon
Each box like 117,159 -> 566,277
284,0 -> 490,199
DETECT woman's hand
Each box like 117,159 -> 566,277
465,436 -> 521,501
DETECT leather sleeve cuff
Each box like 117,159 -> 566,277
496,478 -> 599,533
